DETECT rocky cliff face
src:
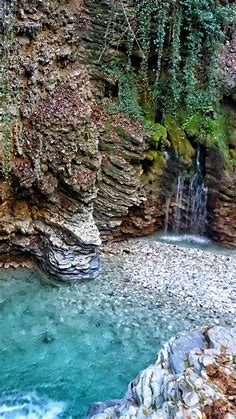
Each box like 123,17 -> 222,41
0,0 -> 103,280
0,0 -> 150,279
206,148 -> 236,247
0,1 -> 235,280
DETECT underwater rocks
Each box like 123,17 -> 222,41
88,325 -> 236,419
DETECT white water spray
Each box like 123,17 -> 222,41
164,147 -> 208,236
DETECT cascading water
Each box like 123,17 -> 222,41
165,147 -> 208,237
188,175 -> 208,235
187,147 -> 208,235
173,175 -> 185,233
164,196 -> 171,234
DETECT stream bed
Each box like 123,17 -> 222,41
0,259 -> 216,419
150,231 -> 236,257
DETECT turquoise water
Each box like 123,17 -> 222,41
151,232 -> 236,257
0,267 -> 210,418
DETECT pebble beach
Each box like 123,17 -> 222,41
102,238 -> 236,326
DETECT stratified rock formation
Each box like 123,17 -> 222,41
0,0 -> 150,279
0,0 -> 103,280
0,1 -> 235,280
88,326 -> 236,419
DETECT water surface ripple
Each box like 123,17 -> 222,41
0,262 -> 220,417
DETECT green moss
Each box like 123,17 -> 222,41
165,114 -> 195,166
183,359 -> 190,369
183,113 -> 203,137
114,126 -> 130,140
183,107 -> 235,171
142,150 -> 166,185
229,148 -> 236,167
146,121 -> 168,147
183,110 -> 230,150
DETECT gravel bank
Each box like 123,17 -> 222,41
101,238 -> 236,326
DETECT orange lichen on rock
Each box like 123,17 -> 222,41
204,351 -> 236,418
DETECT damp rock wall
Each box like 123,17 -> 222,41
0,1 -> 235,280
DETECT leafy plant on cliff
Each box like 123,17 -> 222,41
183,107 -> 235,169
107,0 -> 235,115
99,0 -> 236,170
103,63 -> 144,120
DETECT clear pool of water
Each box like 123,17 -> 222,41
149,231 -> 236,257
0,267 -> 212,418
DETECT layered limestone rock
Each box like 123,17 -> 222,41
0,0 -> 102,280
0,0 -> 235,280
94,113 -> 148,235
88,326 -> 236,419
0,0 -> 150,277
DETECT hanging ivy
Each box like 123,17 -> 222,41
167,3 -> 183,111
112,0 -> 236,116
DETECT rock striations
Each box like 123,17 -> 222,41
88,326 -> 236,419
0,1 -> 235,280
0,0 -> 103,280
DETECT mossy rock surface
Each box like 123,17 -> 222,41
142,150 -> 166,185
165,114 -> 195,166
182,109 -> 230,149
179,106 -> 236,172
229,129 -> 236,149
146,121 -> 169,149
229,148 -> 236,166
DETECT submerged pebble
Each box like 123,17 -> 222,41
0,239 -> 235,417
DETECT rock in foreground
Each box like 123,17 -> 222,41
88,326 -> 236,418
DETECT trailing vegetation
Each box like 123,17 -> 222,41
102,0 -> 236,169
116,0 -> 235,114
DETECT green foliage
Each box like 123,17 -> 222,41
148,122 -> 167,144
114,0 -> 236,114
117,68 -> 143,119
183,110 -> 228,149
100,1 -> 236,171
165,114 -> 195,165
183,107 -> 235,170
144,116 -> 169,150
103,63 -> 144,121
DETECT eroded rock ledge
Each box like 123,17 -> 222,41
0,1 -> 235,280
88,326 -> 236,419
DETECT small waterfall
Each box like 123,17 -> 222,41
164,196 -> 171,233
173,175 -> 185,233
166,147 -> 208,236
188,148 -> 208,235
188,178 -> 208,235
